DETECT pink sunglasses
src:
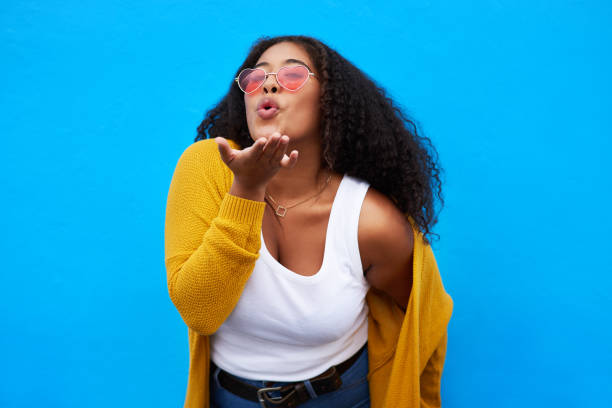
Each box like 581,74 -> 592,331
235,65 -> 317,94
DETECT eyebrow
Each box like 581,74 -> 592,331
254,58 -> 314,72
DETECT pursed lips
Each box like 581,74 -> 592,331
256,97 -> 280,119
256,97 -> 279,111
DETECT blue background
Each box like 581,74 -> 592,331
1,1 -> 610,407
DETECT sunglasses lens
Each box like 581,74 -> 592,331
238,69 -> 265,93
277,65 -> 309,91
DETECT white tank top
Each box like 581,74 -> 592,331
210,174 -> 371,381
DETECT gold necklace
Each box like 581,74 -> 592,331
265,172 -> 332,217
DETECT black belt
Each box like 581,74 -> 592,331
212,343 -> 367,408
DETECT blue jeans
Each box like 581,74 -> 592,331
210,345 -> 370,408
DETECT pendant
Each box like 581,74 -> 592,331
275,205 -> 287,217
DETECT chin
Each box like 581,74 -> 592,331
250,123 -> 285,141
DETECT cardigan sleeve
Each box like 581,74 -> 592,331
164,139 -> 266,335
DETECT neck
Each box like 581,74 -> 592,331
266,137 -> 327,202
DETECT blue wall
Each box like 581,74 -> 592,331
1,1 -> 610,407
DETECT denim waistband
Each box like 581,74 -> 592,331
211,343 -> 368,387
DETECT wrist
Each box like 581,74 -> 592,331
229,181 -> 266,202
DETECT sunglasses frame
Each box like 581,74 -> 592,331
235,65 -> 317,94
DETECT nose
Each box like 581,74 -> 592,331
262,73 -> 279,94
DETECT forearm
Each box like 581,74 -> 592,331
166,193 -> 265,335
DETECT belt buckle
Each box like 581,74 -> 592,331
257,386 -> 283,408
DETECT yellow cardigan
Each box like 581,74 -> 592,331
165,139 -> 454,408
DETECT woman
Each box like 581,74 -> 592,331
165,35 -> 453,408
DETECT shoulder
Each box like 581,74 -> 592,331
170,139 -> 233,193
358,187 -> 414,273
175,139 -> 234,176
178,138 -> 233,164
359,187 -> 413,247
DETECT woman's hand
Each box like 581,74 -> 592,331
215,132 -> 299,201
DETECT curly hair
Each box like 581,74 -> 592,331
195,35 -> 444,244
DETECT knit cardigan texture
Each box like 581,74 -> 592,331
164,139 -> 454,408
